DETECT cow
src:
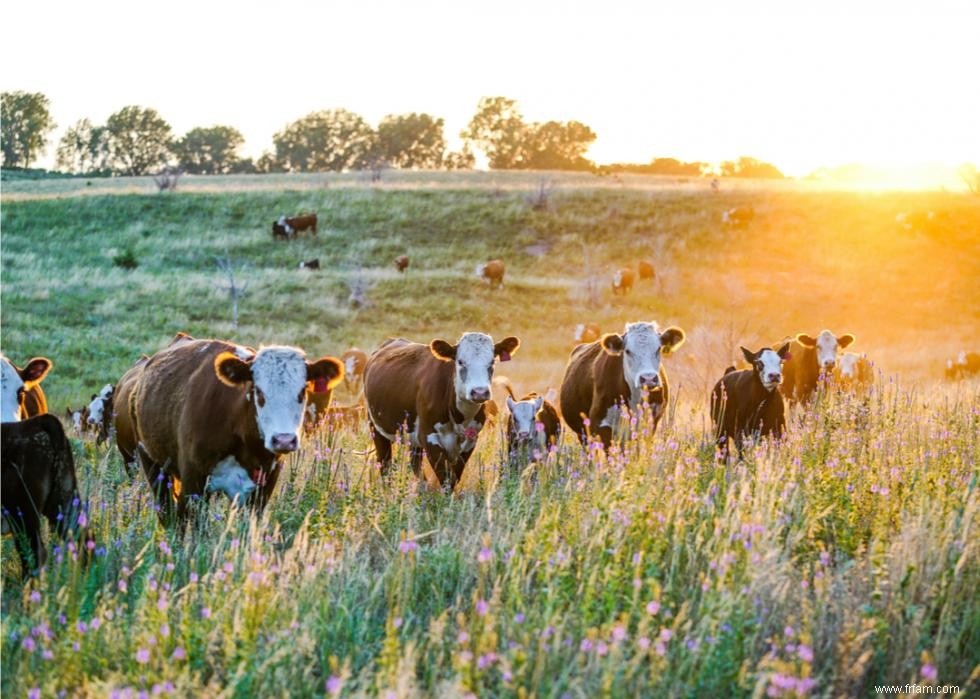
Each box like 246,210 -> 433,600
299,258 -> 320,270
711,344 -> 790,456
505,389 -> 562,465
2,415 -> 90,578
574,323 -> 602,345
303,368 -> 341,432
272,213 -> 317,240
638,260 -> 656,281
836,352 -> 873,389
341,348 -> 368,396
85,383 -> 115,444
128,338 -> 343,523
945,351 -> 980,380
394,255 -> 410,273
559,322 -> 685,450
722,206 -> 755,228
364,332 -> 520,490
611,268 -> 635,295
780,330 -> 855,402
476,260 -> 506,289
1,354 -> 53,422
66,406 -> 90,436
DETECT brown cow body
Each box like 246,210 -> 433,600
780,330 -> 855,402
477,260 -> 506,289
722,206 -> 755,228
273,213 -> 317,239
611,268 -> 635,295
945,351 -> 980,380
394,255 -> 410,273
638,260 -> 656,281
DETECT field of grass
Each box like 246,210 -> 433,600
1,172 -> 979,697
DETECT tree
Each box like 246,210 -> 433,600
521,120 -> 596,170
273,109 -> 377,172
105,106 -> 173,176
377,113 -> 446,169
55,118 -> 111,175
173,125 -> 245,174
443,146 -> 476,170
1,91 -> 56,168
461,97 -> 527,169
719,156 -> 784,179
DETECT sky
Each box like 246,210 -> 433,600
3,0 -> 979,181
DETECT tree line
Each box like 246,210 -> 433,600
1,90 -> 783,178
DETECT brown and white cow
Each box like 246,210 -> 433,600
364,332 -> 520,490
638,260 -> 656,281
298,258 -> 320,270
559,322 -> 685,449
611,268 -> 635,295
1,354 -> 53,423
394,255 -> 410,273
476,260 -> 506,289
722,206 -> 755,228
84,383 -> 115,444
945,351 -> 980,380
711,344 -> 790,455
272,213 -> 318,239
129,338 -> 343,522
780,330 -> 855,402
505,390 -> 561,464
573,322 -> 601,345
836,352 -> 873,389
341,348 -> 368,396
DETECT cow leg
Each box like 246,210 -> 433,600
371,430 -> 393,477
252,466 -> 282,514
423,443 -> 454,491
175,470 -> 207,529
138,446 -> 176,524
9,510 -> 45,578
409,447 -> 424,479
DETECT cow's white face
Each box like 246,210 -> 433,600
613,271 -> 623,287
601,323 -> 685,401
86,384 -> 113,425
838,352 -> 860,379
507,394 -> 543,442
1,356 -> 25,422
755,349 -> 785,391
958,351 -> 967,365
574,324 -> 585,342
431,333 -> 520,410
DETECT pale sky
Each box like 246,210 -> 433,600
4,0 -> 978,178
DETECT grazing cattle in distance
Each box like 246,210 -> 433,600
299,258 -> 320,270
836,352 -> 873,389
505,389 -> 561,464
85,383 -> 115,444
2,415 -> 90,578
560,322 -> 685,450
394,255 -> 410,273
611,268 -> 635,295
637,260 -> 656,281
711,344 -> 790,455
272,213 -> 318,240
574,322 -> 602,345
722,205 -> 755,228
341,348 -> 369,396
476,260 -> 506,289
781,330 -> 855,402
1,354 -> 53,422
364,332 -> 520,490
129,338 -> 343,522
66,406 -> 90,436
945,351 -> 980,380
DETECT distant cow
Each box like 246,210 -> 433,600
66,406 -> 90,436
303,357 -> 342,431
711,344 -> 790,455
2,415 -> 89,578
476,260 -> 506,289
341,348 -> 368,396
781,330 -> 855,402
836,352 -> 873,389
85,383 -> 115,444
1,354 -> 53,422
722,206 -> 755,228
945,351 -> 980,380
394,255 -> 410,273
574,323 -> 602,345
612,268 -> 635,295
505,390 -> 561,465
364,332 -> 520,489
299,258 -> 320,270
637,260 -> 656,281
559,322 -> 685,450
129,338 -> 343,522
272,213 -> 318,239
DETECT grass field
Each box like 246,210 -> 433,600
1,172 -> 979,697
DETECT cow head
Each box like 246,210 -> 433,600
507,394 -> 544,443
742,343 -> 790,392
215,346 -> 343,454
431,333 -> 520,405
838,352 -> 861,380
0,355 -> 52,422
600,322 -> 685,395
796,330 -> 854,372
86,384 -> 114,426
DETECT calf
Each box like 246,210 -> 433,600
272,213 -> 318,239
781,330 -> 855,402
946,350 -> 980,380
505,390 -> 561,465
476,260 -> 506,289
303,369 -> 341,432
836,352 -> 873,389
85,383 -> 115,444
722,205 -> 755,228
559,322 -> 685,450
341,348 -> 368,396
299,258 -> 320,270
66,406 -> 90,436
637,260 -> 656,281
574,322 -> 601,345
394,255 -> 410,273
2,415 -> 89,578
611,268 -> 635,295
1,354 -> 53,422
364,332 -> 520,489
129,338 -> 343,522
711,344 -> 790,455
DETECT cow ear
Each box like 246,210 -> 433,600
430,339 -> 457,361
494,336 -> 520,360
506,395 -> 516,411
533,395 -> 544,412
601,333 -> 624,356
796,333 -> 817,348
838,333 -> 855,348
660,327 -> 686,354
740,346 -> 756,364
777,342 -> 791,359
307,357 -> 344,390
215,351 -> 253,387
20,357 -> 52,384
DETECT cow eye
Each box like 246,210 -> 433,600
458,359 -> 466,367
255,388 -> 266,407
625,349 -> 633,357
297,389 -> 305,402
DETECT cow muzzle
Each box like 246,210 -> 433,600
638,374 -> 660,389
270,433 -> 299,453
469,387 -> 491,402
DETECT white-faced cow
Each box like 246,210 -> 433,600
1,354 -> 53,422
272,213 -> 317,240
781,330 -> 855,402
722,206 -> 755,228
574,323 -> 601,345
559,322 -> 685,450
611,268 -> 635,295
476,260 -> 506,289
945,351 -> 980,380
505,390 -> 561,466
129,338 -> 343,523
394,255 -> 410,273
85,383 -> 115,444
364,332 -> 520,490
836,352 -> 873,389
711,344 -> 790,455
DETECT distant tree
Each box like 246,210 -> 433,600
255,151 -> 285,174
443,146 -> 476,170
377,113 -> 446,169
105,106 -> 173,176
1,91 -> 56,168
273,109 -> 377,172
173,125 -> 245,174
461,97 -> 527,169
720,156 -> 784,179
55,118 -> 111,175
600,158 -> 708,176
521,120 -> 596,170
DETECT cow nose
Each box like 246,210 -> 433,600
639,373 -> 659,387
470,387 -> 491,402
823,361 -> 836,369
768,373 -> 782,383
271,433 -> 299,453
517,430 -> 530,440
